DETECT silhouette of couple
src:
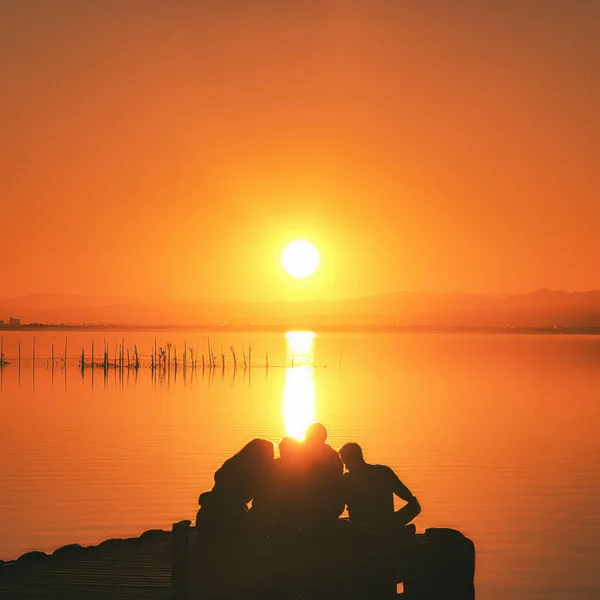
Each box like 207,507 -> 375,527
195,423 -> 421,542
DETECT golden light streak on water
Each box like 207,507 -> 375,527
283,331 -> 316,440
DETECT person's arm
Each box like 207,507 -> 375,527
386,466 -> 416,502
386,466 -> 421,524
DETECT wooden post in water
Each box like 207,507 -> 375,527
134,345 -> 140,370
64,336 -> 68,367
80,348 -> 85,377
171,520 -> 191,600
183,341 -> 187,373
127,348 -> 130,370
248,345 -> 252,382
194,340 -> 199,371
32,337 -> 36,387
174,346 -> 178,371
18,341 -> 21,369
91,338 -> 95,371
103,341 -> 108,383
266,351 -> 269,370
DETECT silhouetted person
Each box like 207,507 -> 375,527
196,438 -> 274,540
277,435 -> 305,466
249,436 -> 306,537
302,423 -> 345,523
304,422 -> 343,476
253,429 -> 344,539
339,442 -> 421,532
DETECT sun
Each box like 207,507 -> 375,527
281,240 -> 320,279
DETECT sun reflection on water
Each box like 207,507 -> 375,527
283,332 -> 316,440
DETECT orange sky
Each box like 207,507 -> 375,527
1,1 -> 598,303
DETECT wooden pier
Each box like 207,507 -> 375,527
0,530 -> 172,599
0,521 -> 475,599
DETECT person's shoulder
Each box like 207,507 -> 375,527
368,463 -> 390,470
370,464 -> 397,477
324,444 -> 341,458
321,444 -> 342,467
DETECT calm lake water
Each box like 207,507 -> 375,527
1,331 -> 599,599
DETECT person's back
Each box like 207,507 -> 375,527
340,442 -> 421,531
302,423 -> 344,522
211,455 -> 255,505
256,437 -> 306,512
305,422 -> 343,476
251,436 -> 309,539
343,463 -> 400,525
196,438 -> 274,540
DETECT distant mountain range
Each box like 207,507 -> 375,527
1,290 -> 600,328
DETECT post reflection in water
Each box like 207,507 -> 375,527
283,331 -> 316,440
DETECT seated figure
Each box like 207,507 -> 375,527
301,422 -> 345,523
304,422 -> 343,476
251,436 -> 307,538
339,442 -> 421,532
253,427 -> 344,540
195,438 -> 274,541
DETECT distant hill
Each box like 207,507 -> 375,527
1,290 -> 600,328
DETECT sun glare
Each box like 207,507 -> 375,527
281,240 -> 320,279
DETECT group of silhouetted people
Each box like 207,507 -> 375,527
195,423 -> 421,543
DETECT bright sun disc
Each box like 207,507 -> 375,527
281,240 -> 320,278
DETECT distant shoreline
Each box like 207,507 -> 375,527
1,324 -> 599,335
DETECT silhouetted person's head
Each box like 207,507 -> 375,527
233,438 -> 275,471
339,442 -> 365,472
214,438 -> 274,497
278,436 -> 302,462
305,422 -> 328,446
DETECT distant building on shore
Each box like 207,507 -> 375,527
2,316 -> 22,326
